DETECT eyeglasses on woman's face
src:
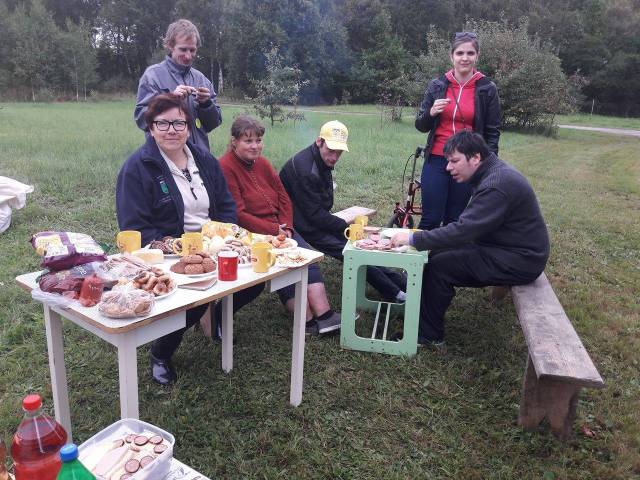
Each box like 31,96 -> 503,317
152,119 -> 188,132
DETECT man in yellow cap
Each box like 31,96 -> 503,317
280,121 -> 406,335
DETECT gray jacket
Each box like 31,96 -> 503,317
134,56 -> 222,151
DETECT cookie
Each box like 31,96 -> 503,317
184,263 -> 204,275
183,254 -> 204,264
170,262 -> 186,274
202,258 -> 216,273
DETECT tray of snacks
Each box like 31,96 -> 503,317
78,418 -> 174,480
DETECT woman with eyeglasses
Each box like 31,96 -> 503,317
116,93 -> 263,385
415,31 -> 501,230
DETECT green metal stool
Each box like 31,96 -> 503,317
340,242 -> 428,356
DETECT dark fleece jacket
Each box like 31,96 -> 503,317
413,153 -> 549,275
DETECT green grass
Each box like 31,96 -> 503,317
1,101 -> 639,479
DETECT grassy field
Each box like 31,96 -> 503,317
1,101 -> 639,479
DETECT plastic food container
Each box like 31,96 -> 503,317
78,418 -> 174,480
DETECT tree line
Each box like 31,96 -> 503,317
1,0 -> 639,117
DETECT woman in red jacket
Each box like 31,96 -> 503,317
219,115 -> 341,335
415,32 -> 501,230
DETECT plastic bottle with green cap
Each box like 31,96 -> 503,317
56,444 -> 95,479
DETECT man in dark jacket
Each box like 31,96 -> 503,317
391,131 -> 549,348
280,121 -> 407,310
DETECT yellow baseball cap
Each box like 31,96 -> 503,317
319,120 -> 349,152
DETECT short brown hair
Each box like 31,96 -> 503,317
144,94 -> 193,130
230,115 -> 265,139
163,19 -> 201,51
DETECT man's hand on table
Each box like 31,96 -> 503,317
390,231 -> 411,247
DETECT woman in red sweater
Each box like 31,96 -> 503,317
219,115 -> 341,335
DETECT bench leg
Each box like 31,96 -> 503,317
518,355 -> 581,440
491,286 -> 509,300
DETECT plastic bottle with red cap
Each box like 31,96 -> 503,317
11,394 -> 68,480
56,444 -> 95,479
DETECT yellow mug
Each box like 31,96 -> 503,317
116,230 -> 141,253
354,215 -> 369,226
251,242 -> 276,273
344,223 -> 364,242
181,232 -> 204,256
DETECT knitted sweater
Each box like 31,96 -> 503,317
413,153 -> 549,274
218,149 -> 293,235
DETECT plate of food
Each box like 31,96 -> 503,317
380,228 -> 410,238
169,252 -> 217,277
269,235 -> 298,253
275,249 -> 311,268
148,237 -> 182,257
131,268 -> 177,297
153,285 -> 178,299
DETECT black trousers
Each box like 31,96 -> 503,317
302,230 -> 405,300
151,283 -> 265,360
420,246 -> 541,342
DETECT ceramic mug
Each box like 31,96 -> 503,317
116,230 -> 141,253
354,215 -> 369,227
251,242 -> 276,273
181,232 -> 203,256
344,223 -> 364,242
218,250 -> 239,281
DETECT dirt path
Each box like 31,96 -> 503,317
557,124 -> 640,138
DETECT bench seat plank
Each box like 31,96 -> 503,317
511,272 -> 604,389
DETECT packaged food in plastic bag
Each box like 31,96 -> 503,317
31,231 -> 107,271
37,262 -> 108,296
99,254 -> 150,281
98,286 -> 155,318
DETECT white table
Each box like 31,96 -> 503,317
15,249 -> 323,441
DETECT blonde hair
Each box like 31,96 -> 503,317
163,19 -> 201,52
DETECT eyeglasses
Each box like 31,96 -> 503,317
453,31 -> 478,40
152,120 -> 188,132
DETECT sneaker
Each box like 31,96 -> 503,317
305,319 -> 319,336
316,311 -> 341,334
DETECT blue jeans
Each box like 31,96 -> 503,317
418,154 -> 471,230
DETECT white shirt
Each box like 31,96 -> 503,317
160,146 -> 211,232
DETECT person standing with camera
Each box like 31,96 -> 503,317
415,31 -> 501,230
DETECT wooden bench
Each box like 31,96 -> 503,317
495,273 -> 604,440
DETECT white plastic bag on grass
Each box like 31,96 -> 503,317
0,176 -> 34,234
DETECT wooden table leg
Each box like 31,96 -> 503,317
116,334 -> 139,420
290,267 -> 308,407
43,306 -> 73,441
221,295 -> 234,373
